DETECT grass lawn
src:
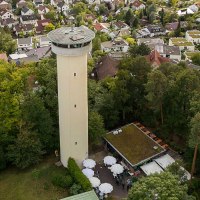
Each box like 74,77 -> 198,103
0,155 -> 68,200
105,124 -> 164,166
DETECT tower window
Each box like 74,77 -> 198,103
74,104 -> 76,108
75,142 -> 77,145
74,73 -> 76,76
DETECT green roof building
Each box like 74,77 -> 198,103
61,190 -> 99,200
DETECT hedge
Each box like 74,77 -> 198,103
51,173 -> 73,188
68,157 -> 92,191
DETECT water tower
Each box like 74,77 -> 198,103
48,26 -> 95,167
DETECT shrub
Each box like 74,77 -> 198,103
70,184 -> 82,195
51,174 -> 73,188
68,157 -> 92,191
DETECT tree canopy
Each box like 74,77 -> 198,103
128,172 -> 190,200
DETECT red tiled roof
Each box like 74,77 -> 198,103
36,19 -> 51,33
94,23 -> 104,31
146,50 -> 170,67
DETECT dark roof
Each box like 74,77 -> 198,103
21,7 -> 29,13
14,23 -> 33,32
93,55 -> 120,80
147,24 -> 165,33
165,21 -> 188,31
1,18 -> 16,25
34,0 -> 43,3
26,46 -> 51,59
57,1 -> 65,7
17,37 -> 32,45
113,21 -> 128,29
21,14 -> 37,21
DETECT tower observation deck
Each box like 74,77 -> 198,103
48,26 -> 95,167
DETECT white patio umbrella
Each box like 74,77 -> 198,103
110,164 -> 124,174
99,183 -> 113,194
82,168 -> 94,178
103,156 -> 117,166
89,177 -> 101,187
83,159 -> 96,168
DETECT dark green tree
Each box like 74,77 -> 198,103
7,130 -> 43,169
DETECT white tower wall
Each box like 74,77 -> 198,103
48,26 -> 95,167
56,52 -> 88,167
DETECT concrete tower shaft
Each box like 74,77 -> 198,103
48,26 -> 95,167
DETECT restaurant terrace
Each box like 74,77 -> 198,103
104,123 -> 166,168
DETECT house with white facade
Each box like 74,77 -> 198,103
39,36 -> 51,47
57,2 -> 69,15
186,30 -> 200,44
17,37 -> 33,50
0,9 -> 13,19
169,37 -> 195,51
38,5 -> 49,15
13,24 -> 34,36
177,8 -> 194,16
20,15 -> 37,25
21,7 -> 34,16
101,38 -> 129,53
155,44 -> 181,61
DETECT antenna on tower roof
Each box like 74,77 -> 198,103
69,16 -> 75,32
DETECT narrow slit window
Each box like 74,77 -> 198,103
74,104 -> 76,108
74,73 -> 76,76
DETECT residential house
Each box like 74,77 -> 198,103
33,0 -> 44,6
155,44 -> 181,61
17,37 -> 33,50
38,5 -> 49,15
135,28 -> 151,38
35,19 -> 51,34
85,14 -> 96,22
184,51 -> 200,61
101,38 -> 129,53
0,0 -> 11,10
137,38 -> 181,61
21,7 -> 34,16
0,9 -> 13,20
169,37 -> 195,51
177,8 -> 194,16
86,0 -> 100,4
146,24 -> 166,37
0,18 -> 18,28
165,21 -> 188,32
0,53 -> 8,61
50,0 -> 63,6
13,24 -> 34,36
131,0 -> 145,10
112,21 -> 130,30
146,50 -> 170,68
39,36 -> 51,47
26,46 -> 51,59
92,54 -> 120,80
57,2 -> 69,15
110,29 -> 130,39
9,53 -> 39,64
20,15 -> 37,25
137,38 -> 164,46
16,0 -> 27,8
93,22 -> 110,33
188,4 -> 198,13
186,30 -> 200,44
